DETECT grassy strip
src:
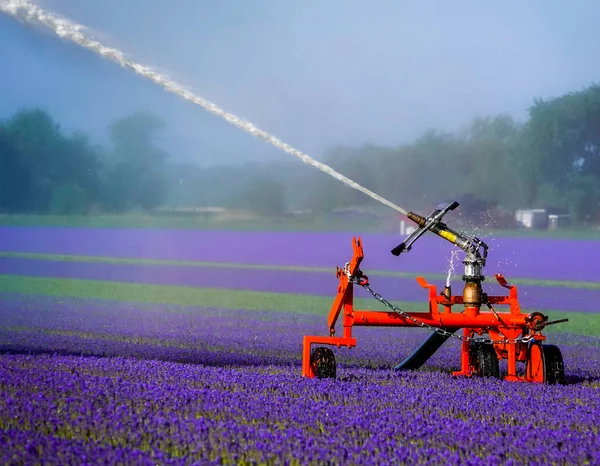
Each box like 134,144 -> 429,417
0,251 -> 332,274
0,274 -> 370,315
0,214 -> 386,232
2,251 -> 599,290
0,274 -> 598,336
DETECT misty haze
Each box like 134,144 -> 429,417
2,0 -> 600,228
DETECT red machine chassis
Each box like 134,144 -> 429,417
302,237 -> 550,383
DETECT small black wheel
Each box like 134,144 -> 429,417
543,344 -> 565,384
470,341 -> 500,378
311,347 -> 336,379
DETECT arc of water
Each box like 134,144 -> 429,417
0,0 -> 408,215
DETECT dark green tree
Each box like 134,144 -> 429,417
103,111 -> 170,212
523,84 -> 600,220
49,184 -> 89,215
4,108 -> 62,212
227,174 -> 286,216
460,115 -> 522,207
0,124 -> 30,212
109,111 -> 168,166
2,109 -> 101,214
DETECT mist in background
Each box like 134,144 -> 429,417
1,0 -> 600,229
2,0 -> 600,166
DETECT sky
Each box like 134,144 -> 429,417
1,0 -> 599,166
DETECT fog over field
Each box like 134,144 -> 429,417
1,0 -> 600,165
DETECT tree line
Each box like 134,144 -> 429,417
170,83 -> 600,223
2,83 -> 600,223
309,84 -> 600,223
0,109 -> 169,215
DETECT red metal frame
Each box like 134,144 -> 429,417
302,237 -> 547,382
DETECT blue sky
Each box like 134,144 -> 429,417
1,0 -> 599,166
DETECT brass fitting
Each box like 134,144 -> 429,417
463,281 -> 482,308
407,212 -> 427,227
441,285 -> 452,300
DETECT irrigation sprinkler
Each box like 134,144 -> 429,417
0,2 -> 571,385
302,201 -> 568,383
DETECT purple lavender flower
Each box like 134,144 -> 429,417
0,294 -> 599,464
1,256 -> 598,312
2,227 -> 599,281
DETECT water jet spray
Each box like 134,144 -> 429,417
2,1 -> 572,384
0,0 -> 408,215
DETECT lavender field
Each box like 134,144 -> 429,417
1,226 -> 599,464
3,226 -> 600,281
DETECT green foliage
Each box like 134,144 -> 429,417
0,108 -> 170,215
4,83 -> 600,224
460,115 -> 523,207
227,174 -> 286,216
1,109 -> 100,213
109,111 -> 168,165
59,132 -> 102,199
526,86 -> 600,182
103,112 -> 170,212
49,185 -> 88,215
564,174 -> 600,221
537,174 -> 600,222
524,84 -> 600,221
3,108 -> 64,212
301,120 -> 523,216
293,94 -> 599,225
0,125 -> 30,213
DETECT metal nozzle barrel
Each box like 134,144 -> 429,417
391,201 -> 461,256
406,211 -> 466,248
391,200 -> 488,263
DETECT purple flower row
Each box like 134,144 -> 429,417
2,227 -> 599,281
1,294 -> 599,463
1,353 -> 599,465
0,293 -> 457,370
1,293 -> 597,378
2,256 -> 598,313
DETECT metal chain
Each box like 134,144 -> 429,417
347,270 -> 535,346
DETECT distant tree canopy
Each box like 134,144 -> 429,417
103,112 -> 169,213
522,84 -> 600,220
2,83 -> 600,223
301,119 -> 522,217
225,174 -> 286,216
0,108 -> 169,214
288,84 -> 600,222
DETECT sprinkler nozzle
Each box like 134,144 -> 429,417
441,286 -> 452,300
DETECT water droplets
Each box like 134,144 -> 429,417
446,249 -> 461,287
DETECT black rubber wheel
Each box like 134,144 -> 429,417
311,347 -> 336,379
543,344 -> 565,384
470,341 -> 500,378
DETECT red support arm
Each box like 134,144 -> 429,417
327,237 -> 363,335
